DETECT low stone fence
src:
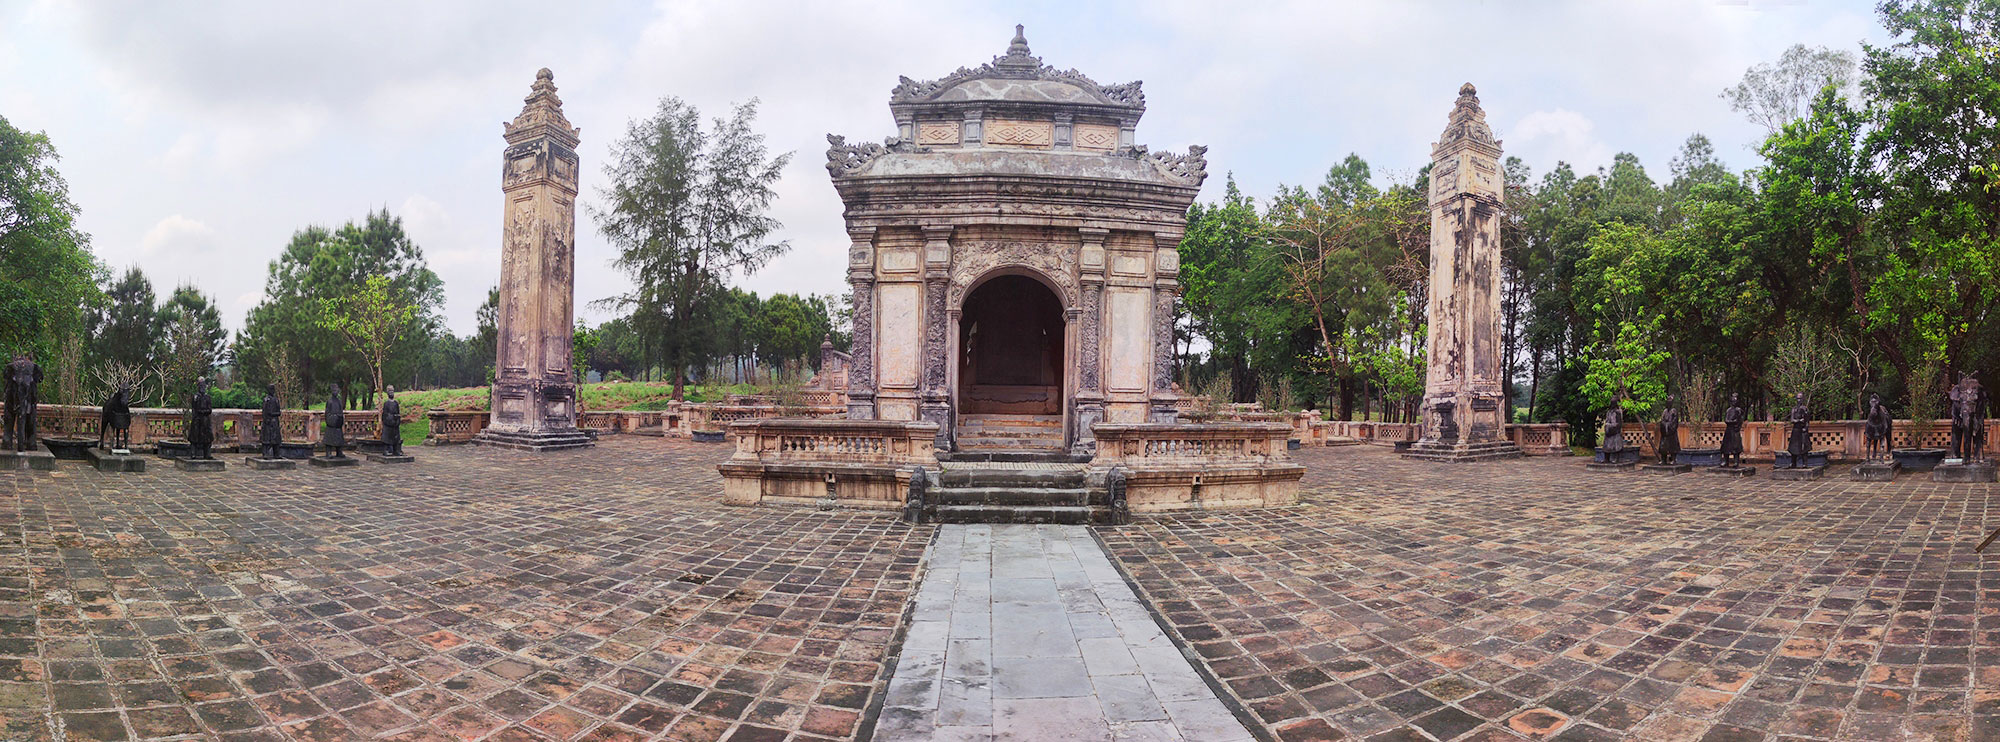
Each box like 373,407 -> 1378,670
1089,422 -> 1305,512
670,403 -> 846,436
1507,423 -> 1571,455
1624,419 -> 1999,461
1322,420 -> 1421,446
1193,409 -> 1332,446
718,419 -> 939,510
32,403 -> 380,450
1315,420 -> 1571,455
425,410 -> 490,444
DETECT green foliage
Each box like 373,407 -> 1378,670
0,116 -> 103,362
316,273 -> 419,403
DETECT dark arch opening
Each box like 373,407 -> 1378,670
958,274 -> 1063,415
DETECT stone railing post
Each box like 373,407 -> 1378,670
1073,227 -> 1109,452
846,227 -> 878,420
1148,233 -> 1181,423
919,226 -> 954,450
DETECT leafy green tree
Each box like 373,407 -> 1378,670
317,274 -> 419,404
594,97 -> 790,400
94,267 -> 161,374
755,293 -> 833,372
0,115 -> 102,361
1722,43 -> 1859,133
157,285 -> 227,402
571,321 -> 599,384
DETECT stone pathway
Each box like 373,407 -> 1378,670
873,524 -> 1253,742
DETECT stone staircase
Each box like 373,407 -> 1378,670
956,413 -> 1065,451
916,458 -> 1120,525
1401,439 -> 1524,462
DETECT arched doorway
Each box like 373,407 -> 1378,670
957,274 -> 1065,449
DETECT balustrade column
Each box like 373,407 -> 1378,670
918,225 -> 954,450
1148,232 -> 1182,423
1073,228 -> 1109,452
845,227 -> 878,420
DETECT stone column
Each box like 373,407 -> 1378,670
1148,233 -> 1182,423
845,227 -> 878,419
1072,228 -> 1108,452
476,68 -> 591,450
918,226 -> 954,449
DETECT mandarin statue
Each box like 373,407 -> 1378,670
1601,404 -> 1626,453
186,377 -> 215,460
1720,393 -> 1746,467
1656,394 -> 1681,465
1785,392 -> 1811,468
323,383 -> 348,458
380,386 -> 404,457
259,384 -> 283,460
1864,393 -> 1892,460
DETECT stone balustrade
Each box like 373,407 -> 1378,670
1507,423 -> 1571,455
718,419 -> 940,509
1641,419 -> 1994,461
30,404 -> 381,450
1089,422 -> 1304,512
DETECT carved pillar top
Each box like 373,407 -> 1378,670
922,225 -> 954,272
847,226 -> 877,279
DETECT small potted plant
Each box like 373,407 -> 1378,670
1892,360 -> 1948,471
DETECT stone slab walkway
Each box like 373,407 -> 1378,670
873,524 -> 1252,742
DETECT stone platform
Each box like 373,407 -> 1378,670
470,428 -> 595,452
1640,462 -> 1692,475
1400,439 -> 1524,462
1933,461 -> 1998,483
309,455 -> 360,468
173,457 -> 225,472
1704,464 -> 1759,476
84,446 -> 146,472
0,450 -> 55,470
1770,464 -> 1826,481
246,457 -> 296,470
367,453 -> 416,464
1852,460 -> 1900,481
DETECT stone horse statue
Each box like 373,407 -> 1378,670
99,384 -> 132,451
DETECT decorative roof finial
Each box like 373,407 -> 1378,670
1459,82 -> 1477,97
992,23 -> 1041,76
537,67 -> 554,82
1009,24 -> 1030,55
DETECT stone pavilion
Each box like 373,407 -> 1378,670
826,26 -> 1209,453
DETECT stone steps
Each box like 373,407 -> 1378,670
957,413 -> 1065,451
917,460 -> 1112,524
1401,440 -> 1525,463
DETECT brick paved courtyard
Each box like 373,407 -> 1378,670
1100,448 -> 2000,742
5,439 -> 1998,741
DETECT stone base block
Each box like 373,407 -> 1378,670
1933,462 -> 1998,483
1771,465 -> 1825,481
1402,439 -> 1525,462
174,458 -> 225,472
246,458 -> 297,471
0,451 -> 56,471
1774,450 -> 1832,469
1677,448 -> 1723,467
471,428 -> 595,452
1117,464 -> 1306,512
719,461 -> 916,510
1851,461 -> 1900,482
367,454 -> 415,464
1593,447 -> 1643,465
1705,465 -> 1758,477
1641,463 -> 1693,475
1585,462 -> 1636,473
85,447 -> 147,473
309,456 -> 361,468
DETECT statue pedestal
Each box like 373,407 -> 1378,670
1773,450 -> 1831,469
85,447 -> 146,473
1704,465 -> 1758,477
1771,464 -> 1826,481
1403,439 -> 1524,463
174,458 -> 224,472
247,458 -> 297,471
1640,463 -> 1692,475
470,428 -> 595,452
1851,461 -> 1900,482
309,456 -> 360,468
1933,461 -> 1997,483
0,451 -> 55,471
367,453 -> 415,464
1586,447 -> 1640,472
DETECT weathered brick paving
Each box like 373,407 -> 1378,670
0,438 -> 929,741
1098,447 -> 2000,742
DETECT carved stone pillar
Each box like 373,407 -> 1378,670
1148,233 -> 1182,423
918,226 -> 954,449
845,227 -> 878,419
1072,227 -> 1109,452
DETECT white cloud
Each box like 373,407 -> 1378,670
140,214 -> 218,257
1504,109 -> 1616,175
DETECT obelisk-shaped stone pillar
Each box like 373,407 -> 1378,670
1407,84 -> 1521,462
474,68 -> 593,452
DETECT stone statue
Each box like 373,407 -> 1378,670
3,353 -> 42,452
187,377 -> 215,459
1656,394 -> 1681,465
323,383 -> 347,458
1864,393 -> 1891,460
1720,393 -> 1745,467
1786,392 -> 1810,468
1949,373 -> 1986,462
99,383 -> 132,451
1602,405 -> 1625,452
380,386 -> 403,457
259,384 -> 282,460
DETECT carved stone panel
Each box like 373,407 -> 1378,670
985,119 -> 1053,148
1107,288 -> 1150,392
918,121 -> 960,146
946,242 -> 1079,309
878,283 -> 922,389
1074,123 -> 1119,151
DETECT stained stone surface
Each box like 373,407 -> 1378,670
0,438 -> 926,741
1098,446 -> 2000,741
872,524 -> 1253,741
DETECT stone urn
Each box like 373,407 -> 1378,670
39,436 -> 95,460
278,441 -> 315,460
692,429 -> 727,444
1892,448 -> 1947,472
155,438 -> 192,459
1675,447 -> 1723,467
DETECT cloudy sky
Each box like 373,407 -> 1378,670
1,0 -> 1885,336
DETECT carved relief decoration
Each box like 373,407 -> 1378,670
825,134 -> 888,177
1437,83 -> 1497,149
888,27 -> 1145,110
1079,283 -> 1103,392
923,279 -> 949,391
849,279 -> 876,391
917,122 -> 960,146
1073,124 -> 1119,151
504,68 -> 580,145
985,120 -> 1053,147
1137,145 -> 1209,186
946,241 -> 1079,310
1152,288 -> 1175,392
